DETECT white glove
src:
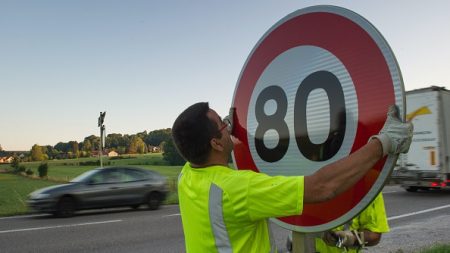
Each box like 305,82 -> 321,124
322,230 -> 364,248
371,105 -> 413,156
334,230 -> 357,247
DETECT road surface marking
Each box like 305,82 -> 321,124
0,219 -> 122,234
0,214 -> 48,220
388,204 -> 450,221
163,213 -> 180,217
383,190 -> 399,194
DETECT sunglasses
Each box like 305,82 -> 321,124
218,117 -> 232,134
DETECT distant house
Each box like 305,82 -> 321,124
108,151 -> 118,157
0,156 -> 13,163
148,146 -> 161,153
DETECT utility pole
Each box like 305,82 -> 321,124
98,111 -> 106,167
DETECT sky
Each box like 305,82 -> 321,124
1,0 -> 449,151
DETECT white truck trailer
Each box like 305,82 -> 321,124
392,86 -> 450,191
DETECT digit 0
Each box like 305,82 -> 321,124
294,71 -> 346,161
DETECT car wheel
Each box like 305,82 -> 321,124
55,196 -> 76,218
406,186 -> 418,192
130,204 -> 140,210
147,192 -> 161,210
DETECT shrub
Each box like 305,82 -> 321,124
38,163 -> 48,178
79,161 -> 100,166
25,168 -> 34,176
11,157 -> 20,170
18,165 -> 26,173
109,156 -> 130,160
162,138 -> 185,165
13,164 -> 26,174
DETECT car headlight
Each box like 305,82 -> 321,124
30,193 -> 50,199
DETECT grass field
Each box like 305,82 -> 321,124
393,244 -> 450,253
0,173 -> 59,216
419,244 -> 450,253
0,153 -> 178,180
0,153 -> 182,216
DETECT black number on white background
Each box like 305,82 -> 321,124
254,71 -> 346,162
255,85 -> 290,162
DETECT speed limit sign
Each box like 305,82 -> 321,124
231,5 -> 405,232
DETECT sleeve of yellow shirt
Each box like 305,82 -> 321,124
356,193 -> 390,233
240,171 -> 304,221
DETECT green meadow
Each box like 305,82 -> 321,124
0,153 -> 182,216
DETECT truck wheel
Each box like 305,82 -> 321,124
406,186 -> 418,192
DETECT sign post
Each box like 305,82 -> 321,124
231,4 -> 405,238
292,232 -> 317,253
98,111 -> 106,167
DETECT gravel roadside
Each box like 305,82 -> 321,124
367,213 -> 450,253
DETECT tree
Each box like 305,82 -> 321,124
69,141 -> 80,158
11,154 -> 20,171
162,137 -> 185,165
128,136 -> 146,154
105,133 -> 131,151
106,133 -> 121,149
54,142 -> 70,153
83,135 -> 100,151
145,129 -> 171,147
45,145 -> 62,159
136,131 -> 148,141
117,146 -> 127,154
82,139 -> 92,152
43,145 -> 55,159
31,144 -> 45,161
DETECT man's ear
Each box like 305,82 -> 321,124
210,138 -> 224,152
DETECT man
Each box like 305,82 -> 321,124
286,193 -> 389,253
172,102 -> 412,253
321,193 -> 389,252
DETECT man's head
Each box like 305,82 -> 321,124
172,102 -> 232,166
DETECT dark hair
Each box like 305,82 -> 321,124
172,102 -> 221,165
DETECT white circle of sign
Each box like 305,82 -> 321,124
247,45 -> 358,177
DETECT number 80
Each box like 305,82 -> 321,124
254,71 -> 347,163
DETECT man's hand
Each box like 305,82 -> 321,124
322,230 -> 339,246
323,230 -> 363,248
371,105 -> 413,156
333,230 -> 357,247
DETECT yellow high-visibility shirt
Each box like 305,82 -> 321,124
315,193 -> 390,253
178,163 -> 304,253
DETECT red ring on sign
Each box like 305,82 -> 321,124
232,11 -> 394,227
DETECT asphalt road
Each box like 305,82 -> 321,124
1,185 -> 449,253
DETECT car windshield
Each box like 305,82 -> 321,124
70,169 -> 100,183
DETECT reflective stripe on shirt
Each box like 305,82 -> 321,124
209,183 -> 232,253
